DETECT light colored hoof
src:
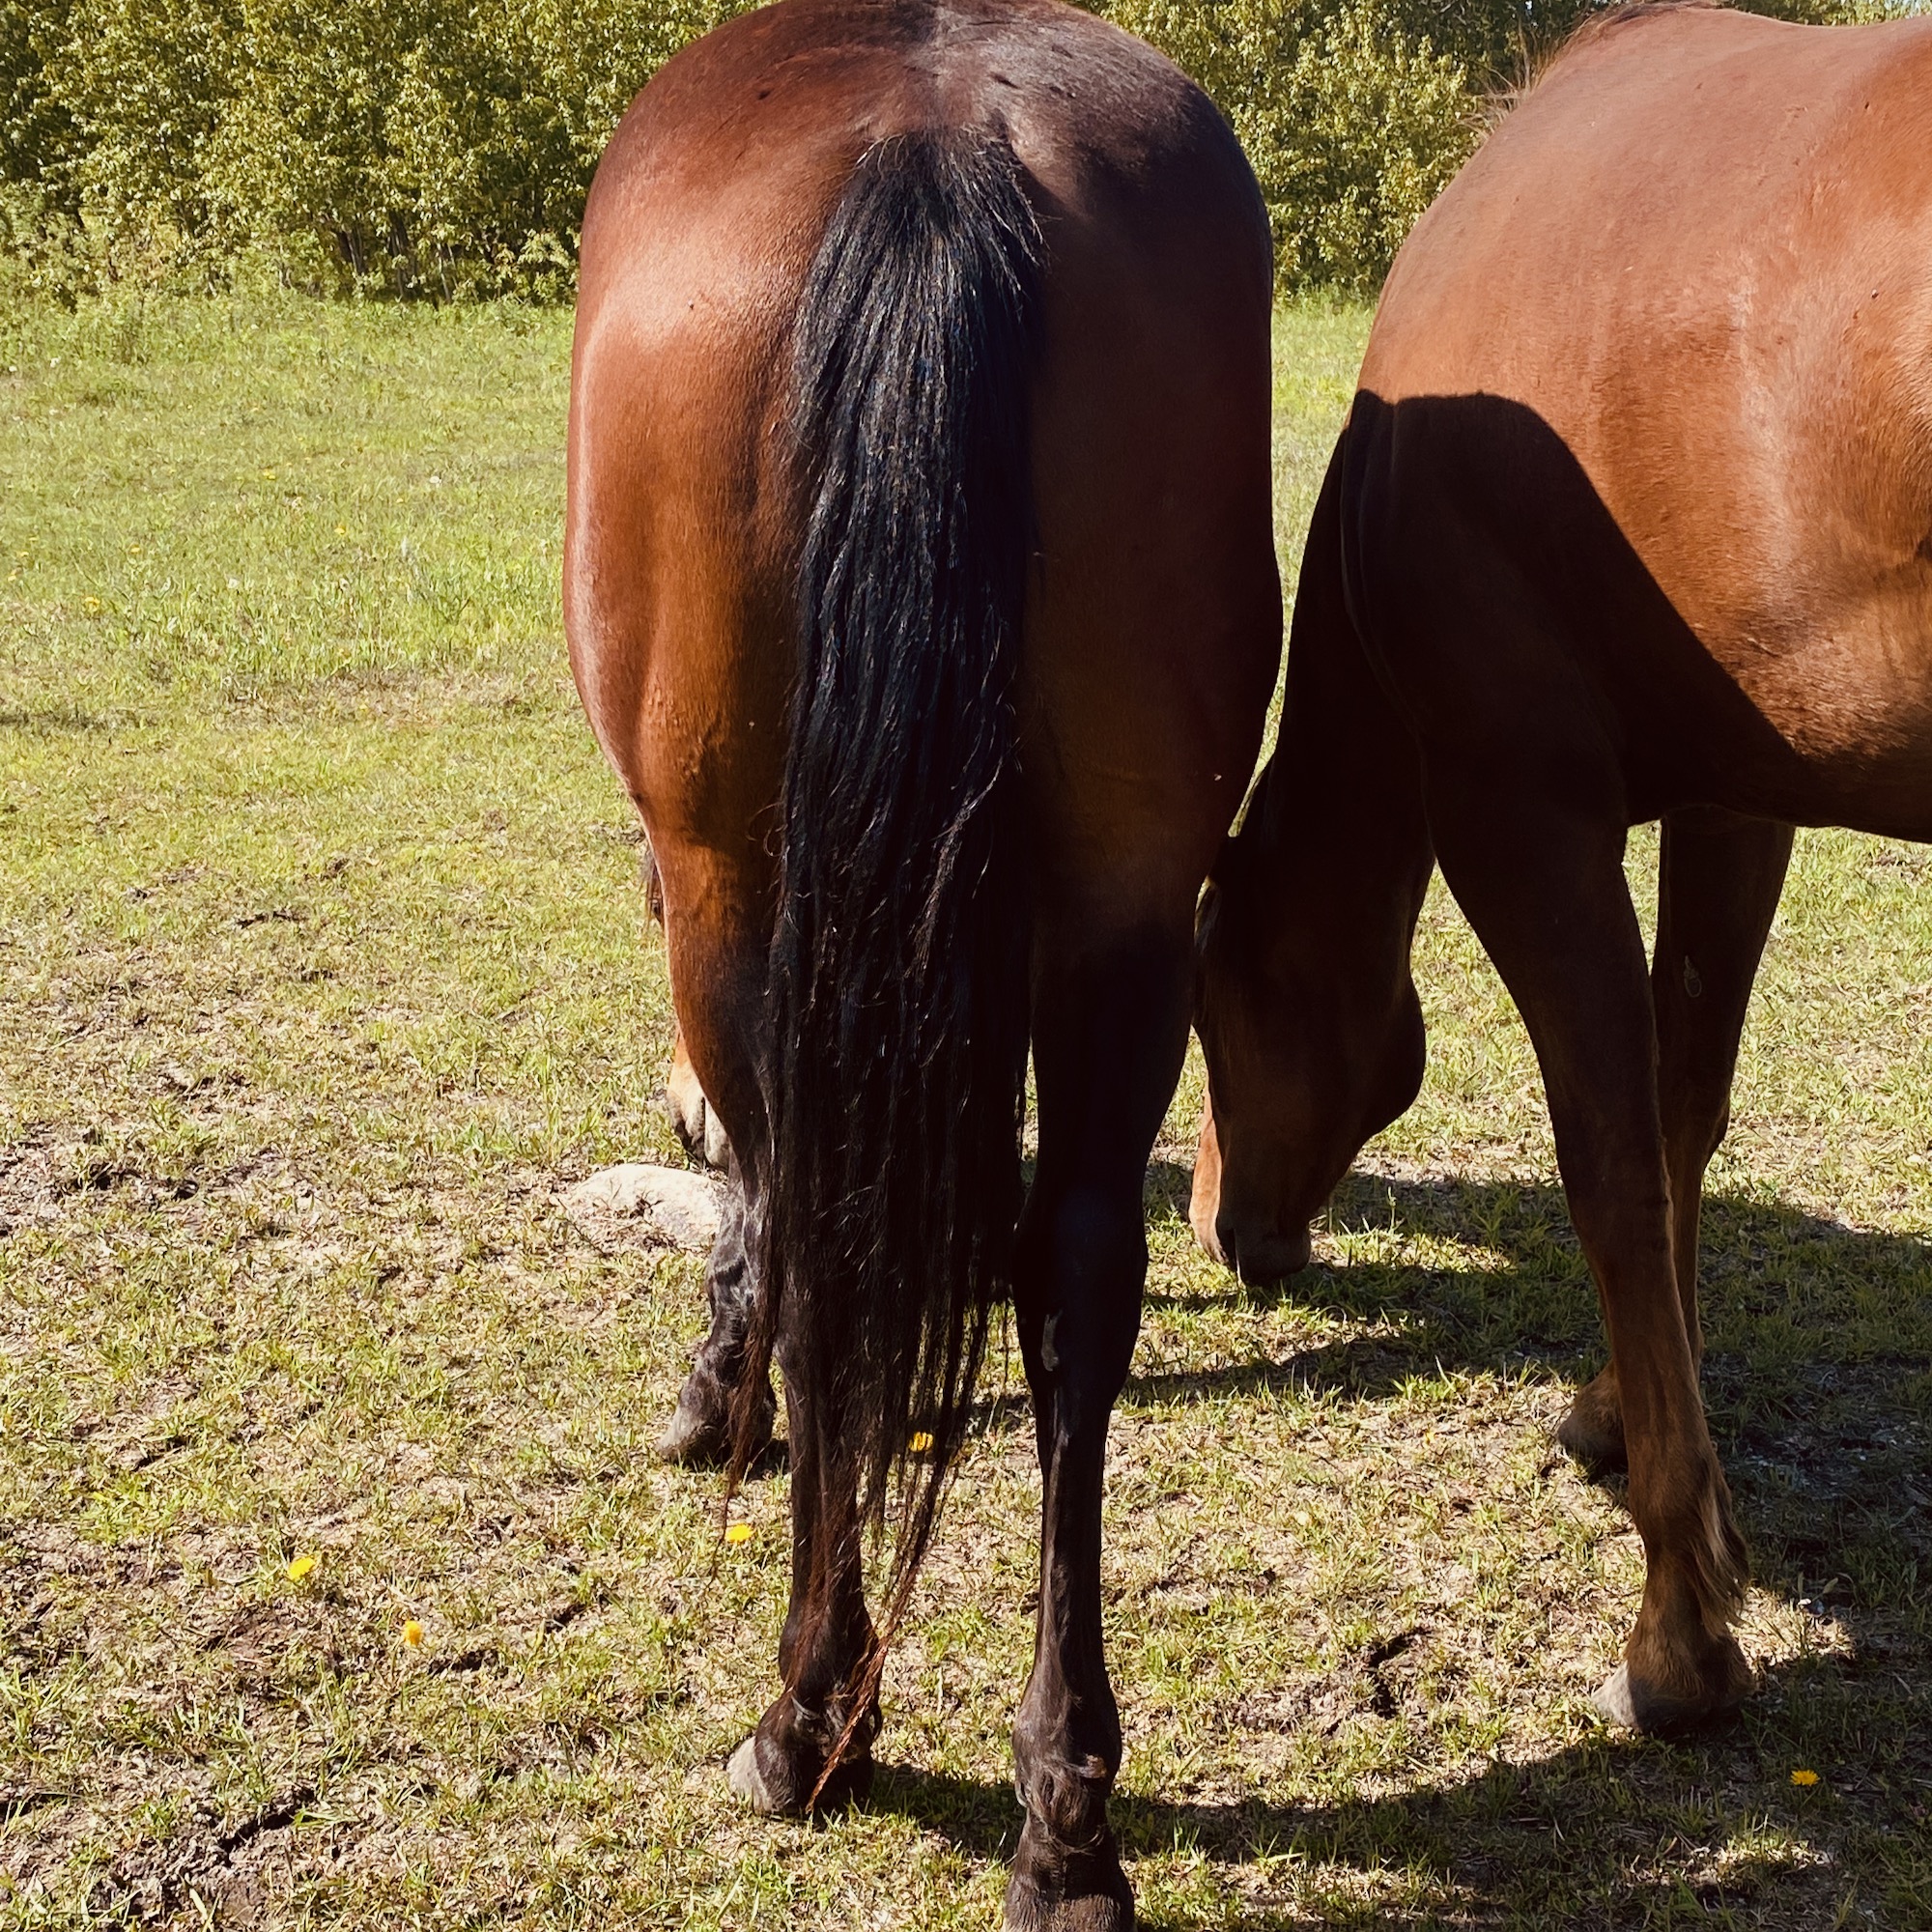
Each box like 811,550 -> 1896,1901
1591,1657 -> 1748,1735
727,1735 -> 778,1813
1555,1370 -> 1628,1474
654,1396 -> 725,1466
1593,1663 -> 1638,1729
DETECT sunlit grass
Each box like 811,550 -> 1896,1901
0,292 -> 1926,1926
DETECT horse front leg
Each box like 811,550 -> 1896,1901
653,922 -> 775,1467
1432,773 -> 1752,1731
654,1150 -> 776,1465
1559,807 -> 1793,1474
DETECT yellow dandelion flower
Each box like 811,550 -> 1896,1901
1791,1769 -> 1820,1786
82,596 -> 100,611
285,1554 -> 316,1582
403,1618 -> 424,1645
261,469 -> 276,480
724,1523 -> 753,1545
335,524 -> 348,536
908,1432 -> 934,1454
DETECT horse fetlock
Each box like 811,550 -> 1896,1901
1637,1445 -> 1748,1615
1005,1804 -> 1133,1932
1014,1748 -> 1115,1852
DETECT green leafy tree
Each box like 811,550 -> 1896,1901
1,0 -> 1921,299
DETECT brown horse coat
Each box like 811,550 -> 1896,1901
569,2 -> 1277,1922
1196,0 -> 1932,1736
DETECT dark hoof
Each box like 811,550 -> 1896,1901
1556,1369 -> 1628,1475
1005,1820 -> 1134,1931
655,1376 -> 775,1467
1593,1643 -> 1752,1736
725,1724 -> 873,1817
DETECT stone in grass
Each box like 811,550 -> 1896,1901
562,1162 -> 724,1255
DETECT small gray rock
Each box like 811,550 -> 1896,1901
561,1162 -> 724,1254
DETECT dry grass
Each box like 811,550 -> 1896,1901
1,292 -> 1928,1928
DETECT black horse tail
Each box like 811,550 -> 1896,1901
736,128 -> 1041,1736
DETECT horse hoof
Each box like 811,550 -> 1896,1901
1592,1663 -> 1639,1728
727,1734 -> 783,1813
654,1380 -> 775,1467
1556,1375 -> 1628,1475
1593,1656 -> 1750,1736
726,1728 -> 873,1816
1005,1836 -> 1134,1931
654,1394 -> 732,1466
1005,1872 -> 1134,1931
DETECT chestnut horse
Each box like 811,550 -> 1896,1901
566,0 -> 1278,1920
1195,0 -> 1932,1736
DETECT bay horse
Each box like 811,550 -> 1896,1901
566,0 -> 1278,1920
1194,0 -> 1932,1737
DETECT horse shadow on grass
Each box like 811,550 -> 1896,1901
1127,1160 -> 1932,1591
894,1158 -> 1931,1922
867,1669 -> 1932,1925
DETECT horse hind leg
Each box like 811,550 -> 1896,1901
1429,761 -> 1751,1730
1006,919 -> 1195,1932
727,1303 -> 880,1813
1558,807 -> 1793,1473
653,922 -> 776,1468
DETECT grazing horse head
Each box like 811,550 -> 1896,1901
1189,452 -> 1431,1286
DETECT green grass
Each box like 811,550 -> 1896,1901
1,291 -> 1928,1928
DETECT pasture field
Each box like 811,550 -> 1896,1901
1,292 -> 1929,1929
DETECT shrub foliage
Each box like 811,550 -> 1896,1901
0,0 -> 1911,299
